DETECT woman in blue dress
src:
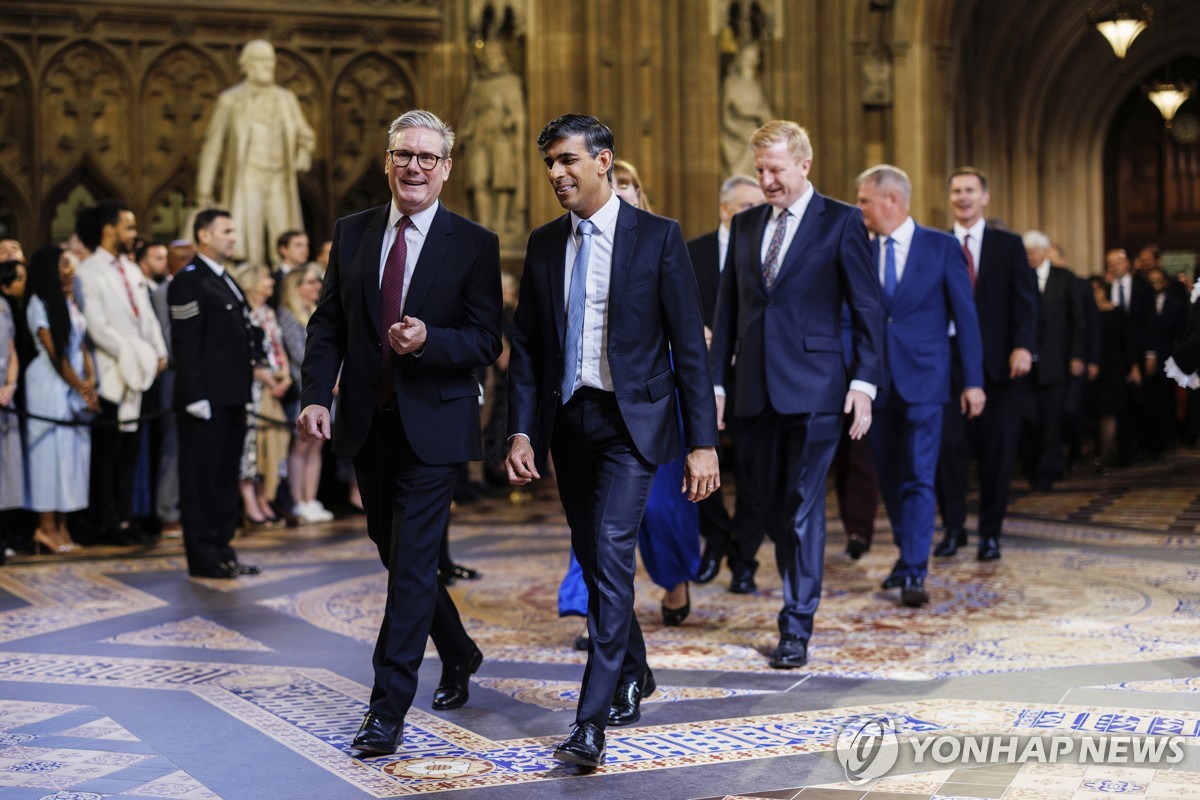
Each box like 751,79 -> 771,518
0,259 -> 27,516
24,246 -> 98,553
558,160 -> 699,644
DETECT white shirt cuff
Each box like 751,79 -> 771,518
186,399 -> 212,420
508,433 -> 530,443
849,380 -> 877,401
713,385 -> 726,397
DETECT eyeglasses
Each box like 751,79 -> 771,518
388,150 -> 444,170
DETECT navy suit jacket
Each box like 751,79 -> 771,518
301,201 -> 503,464
711,192 -> 884,417
972,226 -> 1039,384
686,229 -> 721,329
507,198 -> 718,469
875,224 -> 983,406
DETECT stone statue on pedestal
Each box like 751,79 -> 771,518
196,39 -> 315,266
721,43 -> 774,178
459,44 -> 526,240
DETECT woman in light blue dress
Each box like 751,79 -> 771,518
24,246 -> 98,553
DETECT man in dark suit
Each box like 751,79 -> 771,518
855,165 -> 984,607
686,174 -> 763,588
506,114 -> 718,769
1106,247 -> 1155,463
1145,267 -> 1187,456
711,120 -> 883,669
168,209 -> 264,579
934,167 -> 1038,561
298,110 -> 502,757
1020,230 -> 1084,492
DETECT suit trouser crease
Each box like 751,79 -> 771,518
868,398 -> 942,579
551,390 -> 655,729
353,408 -> 471,721
740,408 -> 840,641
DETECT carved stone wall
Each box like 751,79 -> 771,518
0,0 -> 439,248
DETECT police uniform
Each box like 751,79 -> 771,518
168,256 -> 262,577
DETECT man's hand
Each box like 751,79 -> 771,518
845,388 -> 872,440
1145,354 -> 1159,377
157,356 -> 168,376
1126,364 -> 1142,387
1070,358 -> 1084,378
1087,363 -> 1099,381
388,316 -> 428,356
715,393 -> 726,431
296,404 -> 332,442
1009,347 -> 1032,379
960,387 -> 986,419
682,446 -> 719,503
505,435 -> 540,485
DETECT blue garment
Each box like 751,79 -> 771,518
25,295 -> 91,512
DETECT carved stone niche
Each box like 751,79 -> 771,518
862,53 -> 893,108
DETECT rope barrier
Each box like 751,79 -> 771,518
0,404 -> 293,429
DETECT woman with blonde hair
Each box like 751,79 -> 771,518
234,263 -> 292,526
612,159 -> 653,213
277,265 -> 332,523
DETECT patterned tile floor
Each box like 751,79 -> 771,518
1,452 -> 1200,798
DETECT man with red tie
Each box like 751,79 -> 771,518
298,110 -> 502,756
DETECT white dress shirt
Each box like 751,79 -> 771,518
953,217 -> 985,274
759,183 -> 815,266
717,224 -> 731,272
1110,273 -> 1133,312
877,216 -> 915,286
379,199 -> 439,315
563,191 -> 621,395
1036,260 -> 1051,294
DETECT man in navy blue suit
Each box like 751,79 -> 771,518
711,120 -> 884,669
855,165 -> 985,607
506,114 -> 718,768
298,110 -> 502,756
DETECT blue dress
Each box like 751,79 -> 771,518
557,396 -> 700,616
24,295 -> 90,512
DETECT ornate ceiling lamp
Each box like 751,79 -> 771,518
1088,1 -> 1152,60
1145,79 -> 1194,128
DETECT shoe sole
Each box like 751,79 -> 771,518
769,658 -> 808,669
552,749 -> 604,768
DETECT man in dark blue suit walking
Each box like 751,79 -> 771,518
855,165 -> 985,607
506,114 -> 719,768
298,110 -> 502,756
711,120 -> 884,669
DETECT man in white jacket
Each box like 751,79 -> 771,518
76,201 -> 168,544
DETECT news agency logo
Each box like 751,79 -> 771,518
834,714 -> 1186,785
835,715 -> 900,784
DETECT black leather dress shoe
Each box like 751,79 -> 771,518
900,575 -> 929,608
769,635 -> 808,669
933,527 -> 967,557
845,536 -> 869,560
880,559 -> 904,590
661,584 -> 690,627
695,546 -> 723,584
729,571 -> 757,594
432,646 -> 483,711
224,561 -> 263,576
351,712 -> 403,755
553,721 -> 606,768
189,564 -> 239,579
608,668 -> 656,727
977,536 -> 1001,561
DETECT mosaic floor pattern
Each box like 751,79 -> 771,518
2,452 -> 1200,798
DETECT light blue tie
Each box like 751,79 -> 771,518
561,219 -> 596,403
883,236 -> 897,303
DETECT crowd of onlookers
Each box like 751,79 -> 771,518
0,205 -> 361,563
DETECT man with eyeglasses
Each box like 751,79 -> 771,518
298,109 -> 502,757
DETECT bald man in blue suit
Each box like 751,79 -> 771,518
854,165 -> 985,607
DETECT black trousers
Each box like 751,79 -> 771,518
551,388 -> 656,729
936,377 -> 1025,539
725,415 -> 767,577
91,397 -> 142,534
178,404 -> 244,573
353,408 -> 473,721
1021,377 -> 1066,487
834,416 -> 879,544
738,408 -> 841,642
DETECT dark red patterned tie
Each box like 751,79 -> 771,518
962,234 -> 976,289
378,216 -> 411,407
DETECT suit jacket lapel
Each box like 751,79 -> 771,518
774,192 -> 826,291
608,201 -> 638,308
402,203 -> 451,317
360,203 -> 389,336
547,214 -> 571,346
